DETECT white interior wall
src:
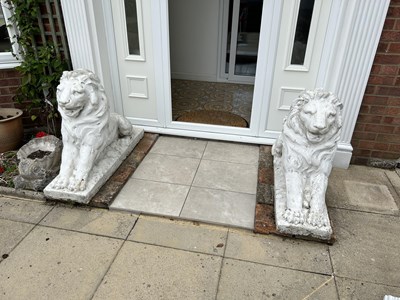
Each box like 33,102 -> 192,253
168,0 -> 221,82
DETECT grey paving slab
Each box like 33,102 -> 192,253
225,228 -> 332,274
329,208 -> 400,286
217,258 -> 338,300
129,215 -> 228,255
327,166 -> 399,214
336,277 -> 400,300
193,159 -> 258,194
149,136 -> 207,158
343,180 -> 398,212
0,226 -> 122,300
0,218 -> 34,262
0,196 -> 54,224
40,205 -> 138,239
203,141 -> 259,165
132,153 -> 200,185
386,169 -> 400,200
93,242 -> 222,300
111,179 -> 189,216
180,187 -> 256,229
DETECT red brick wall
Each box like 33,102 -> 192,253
0,69 -> 21,109
351,0 -> 400,166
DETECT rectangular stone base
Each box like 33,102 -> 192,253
273,155 -> 333,241
44,127 -> 144,204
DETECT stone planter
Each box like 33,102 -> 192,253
13,135 -> 62,191
0,108 -> 23,153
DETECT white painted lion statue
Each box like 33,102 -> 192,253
272,89 -> 343,228
53,69 -> 133,192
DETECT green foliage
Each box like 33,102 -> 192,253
5,0 -> 69,136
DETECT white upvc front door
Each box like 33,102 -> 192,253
111,0 -> 162,127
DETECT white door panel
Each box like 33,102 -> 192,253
112,0 -> 159,123
265,0 -> 332,132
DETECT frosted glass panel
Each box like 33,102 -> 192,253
290,0 -> 315,65
124,0 -> 140,55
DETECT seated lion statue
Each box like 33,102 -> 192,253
53,69 -> 133,192
272,89 -> 343,228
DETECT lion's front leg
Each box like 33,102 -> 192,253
283,171 -> 306,224
307,173 -> 329,227
53,143 -> 78,189
68,144 -> 98,191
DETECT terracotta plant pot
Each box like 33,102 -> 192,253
0,108 -> 23,153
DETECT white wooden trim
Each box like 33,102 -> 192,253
227,0 -> 240,81
256,0 -> 283,136
169,120 -> 252,136
218,0 -> 230,81
333,142 -> 353,169
0,1 -> 20,68
101,0 -> 124,115
140,125 -> 276,145
151,0 -> 170,127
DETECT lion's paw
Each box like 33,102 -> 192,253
271,144 -> 282,157
67,177 -> 87,192
283,209 -> 305,225
53,177 -> 69,190
307,211 -> 329,228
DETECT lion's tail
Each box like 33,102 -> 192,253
115,114 -> 133,137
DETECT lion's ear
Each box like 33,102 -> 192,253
337,102 -> 343,111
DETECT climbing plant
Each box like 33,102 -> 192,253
4,0 -> 70,135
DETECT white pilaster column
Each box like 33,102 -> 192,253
327,1 -> 390,140
322,0 -> 390,167
60,0 -> 96,71
59,0 -> 115,111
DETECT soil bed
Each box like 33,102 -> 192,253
27,150 -> 52,160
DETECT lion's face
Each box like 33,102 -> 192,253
57,80 -> 88,118
299,99 -> 340,144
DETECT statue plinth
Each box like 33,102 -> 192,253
44,127 -> 143,203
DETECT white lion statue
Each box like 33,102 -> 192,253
272,89 -> 342,229
53,69 -> 133,192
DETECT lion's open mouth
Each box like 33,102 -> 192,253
61,106 -> 83,117
306,131 -> 324,143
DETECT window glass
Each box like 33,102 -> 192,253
0,9 -> 11,52
290,0 -> 315,65
124,0 -> 140,55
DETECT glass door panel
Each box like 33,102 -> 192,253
224,0 -> 263,82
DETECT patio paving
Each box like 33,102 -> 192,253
0,135 -> 399,299
111,136 -> 258,229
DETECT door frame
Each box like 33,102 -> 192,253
157,0 -> 277,140
60,0 -> 390,168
